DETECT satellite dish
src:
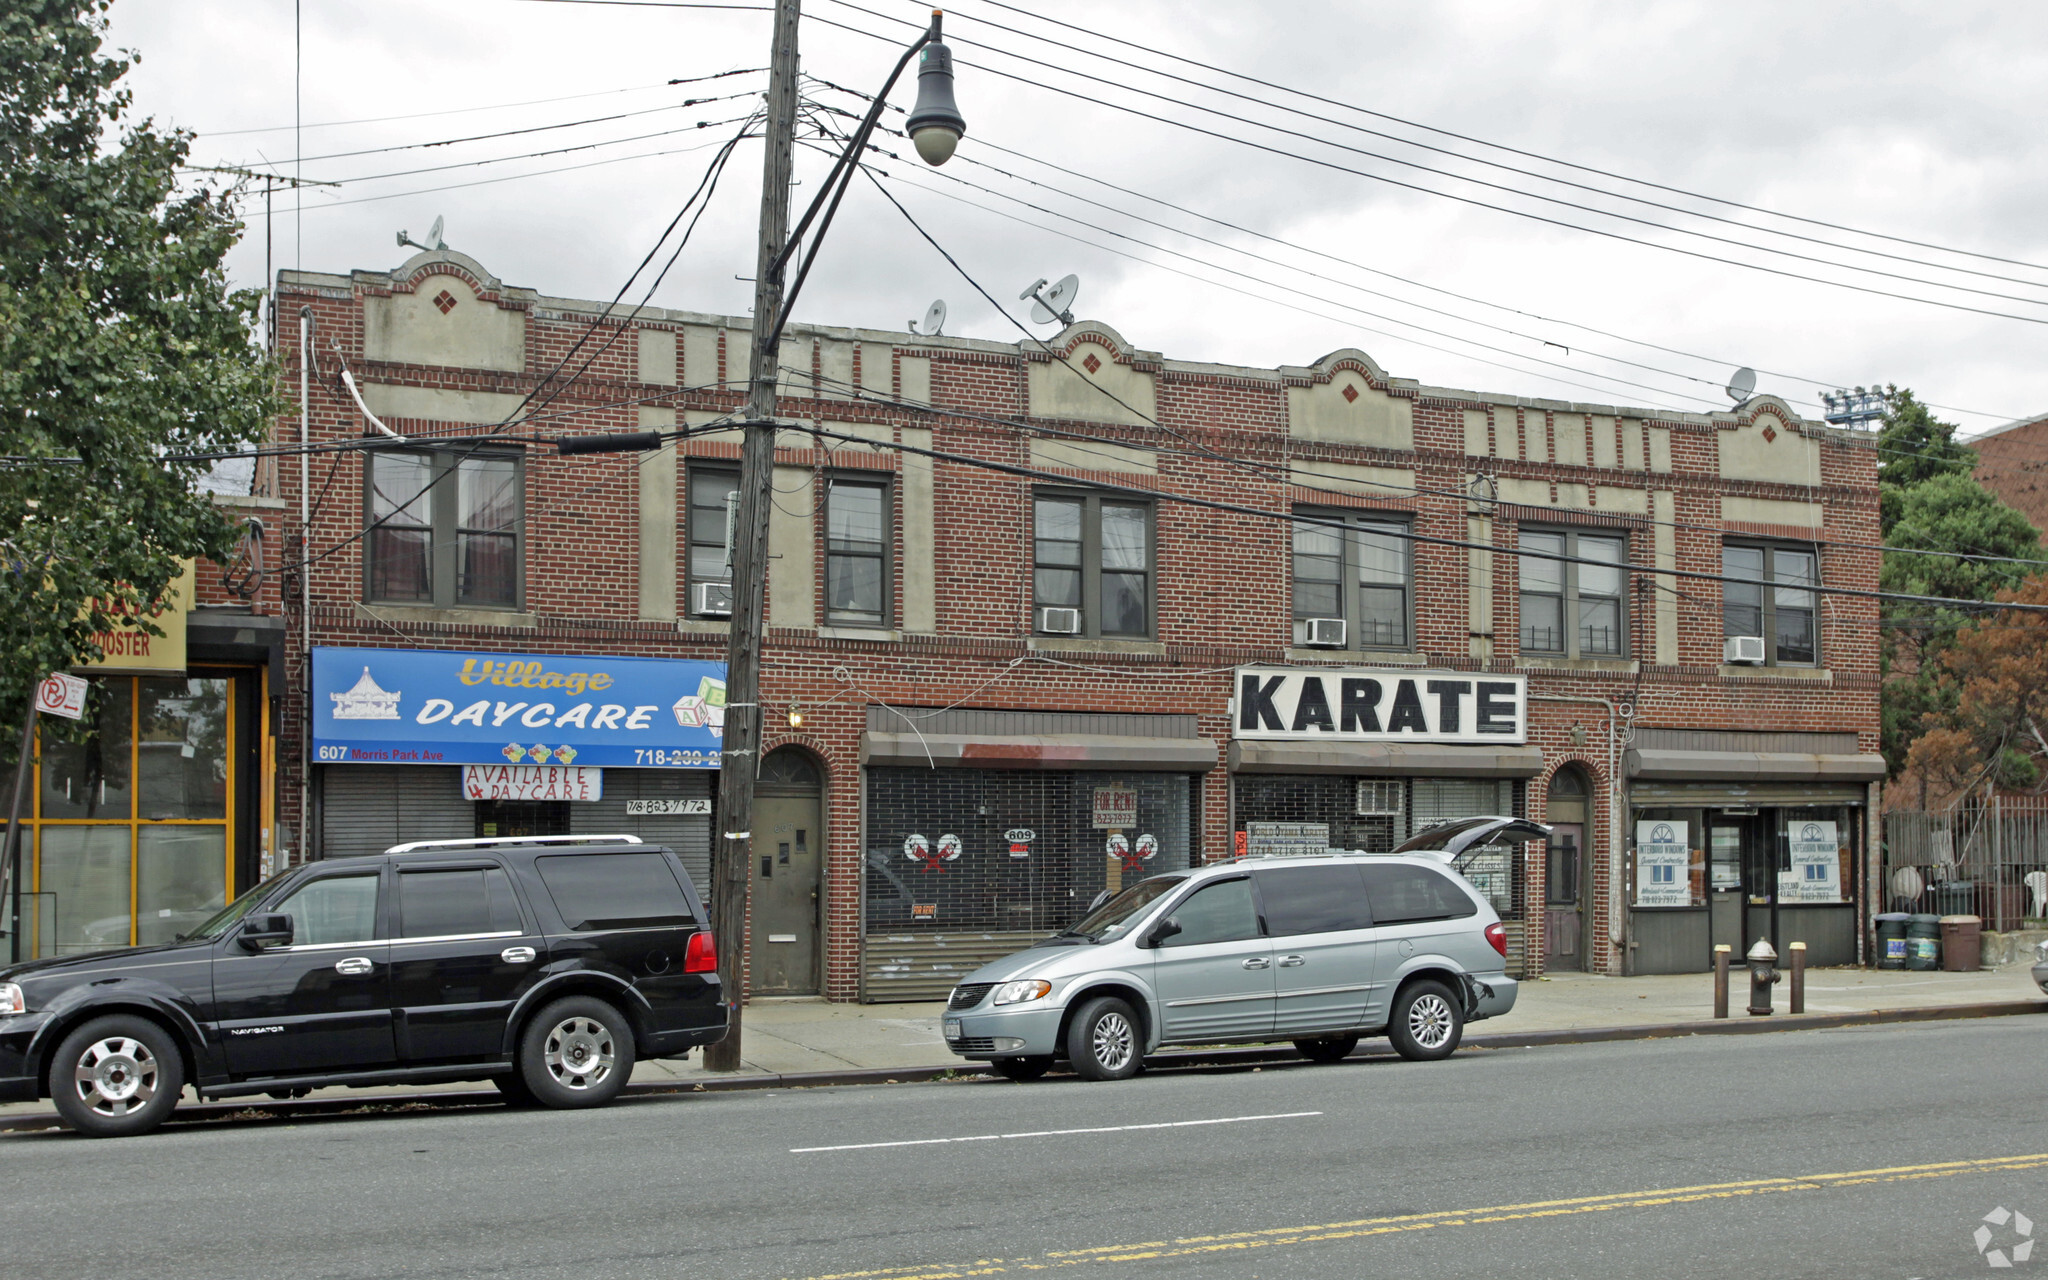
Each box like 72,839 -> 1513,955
1725,367 -> 1757,403
1021,273 -> 1080,326
908,299 -> 947,336
395,216 -> 449,254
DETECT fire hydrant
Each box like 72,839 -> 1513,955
1746,938 -> 1780,1016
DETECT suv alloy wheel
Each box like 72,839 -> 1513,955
50,1014 -> 186,1138
1388,979 -> 1464,1062
518,996 -> 636,1108
1065,996 -> 1143,1081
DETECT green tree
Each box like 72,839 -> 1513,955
0,0 -> 277,746
1875,392 -> 2046,784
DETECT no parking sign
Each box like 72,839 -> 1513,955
35,672 -> 88,720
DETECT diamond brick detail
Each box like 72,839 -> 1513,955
1342,383 -> 1359,403
1761,425 -> 1776,442
434,289 -> 458,314
1082,352 -> 1102,374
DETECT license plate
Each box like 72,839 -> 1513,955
944,1019 -> 961,1039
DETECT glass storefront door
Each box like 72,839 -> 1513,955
27,674 -> 235,956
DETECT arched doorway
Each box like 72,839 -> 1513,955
752,748 -> 824,995
1544,767 -> 1592,971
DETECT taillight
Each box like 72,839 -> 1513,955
1485,922 -> 1508,958
685,930 -> 718,974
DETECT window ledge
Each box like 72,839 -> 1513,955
819,625 -> 900,642
355,602 -> 535,629
1718,664 -> 1831,682
1028,635 -> 1168,656
1285,648 -> 1429,665
1516,657 -> 1639,674
675,618 -> 732,636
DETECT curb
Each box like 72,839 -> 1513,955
5,998 -> 2042,1134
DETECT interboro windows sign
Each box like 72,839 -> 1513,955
1233,667 -> 1527,744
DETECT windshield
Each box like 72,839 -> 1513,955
1063,876 -> 1186,940
180,869 -> 295,940
1392,817 -> 1501,854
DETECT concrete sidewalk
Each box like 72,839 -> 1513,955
6,962 -> 2039,1123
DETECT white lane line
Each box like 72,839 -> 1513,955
791,1110 -> 1323,1153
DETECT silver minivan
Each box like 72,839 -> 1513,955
941,817 -> 1543,1081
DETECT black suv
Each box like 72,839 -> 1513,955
0,835 -> 728,1137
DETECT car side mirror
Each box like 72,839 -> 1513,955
1146,916 -> 1182,948
239,913 -> 294,951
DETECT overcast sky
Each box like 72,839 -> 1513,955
112,0 -> 2048,433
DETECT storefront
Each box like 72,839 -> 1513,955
1623,730 -> 1884,973
309,647 -> 725,893
859,706 -> 1216,1001
1226,666 -> 1545,975
15,565 -> 282,959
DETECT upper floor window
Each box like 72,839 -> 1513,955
825,478 -> 891,627
1291,510 -> 1411,650
1519,529 -> 1626,658
1723,543 -> 1817,666
1033,493 -> 1152,638
686,466 -> 738,618
366,449 -> 521,609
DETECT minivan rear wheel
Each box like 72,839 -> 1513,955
1293,1034 -> 1359,1064
518,996 -> 635,1109
1388,980 -> 1464,1061
1065,996 -> 1142,1081
50,1014 -> 184,1138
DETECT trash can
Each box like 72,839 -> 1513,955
1906,914 -> 1942,971
1873,912 -> 1910,969
1939,915 -> 1982,972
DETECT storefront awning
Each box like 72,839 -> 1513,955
861,731 -> 1218,771
1227,739 -> 1545,777
1624,749 -> 1884,782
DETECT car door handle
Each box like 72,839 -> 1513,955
1278,955 -> 1306,967
334,957 -> 374,976
501,946 -> 536,964
1242,957 -> 1271,970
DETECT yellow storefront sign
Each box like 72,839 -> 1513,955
78,558 -> 193,675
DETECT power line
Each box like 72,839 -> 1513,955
962,0 -> 2048,278
804,5 -> 2048,327
284,110 -> 760,187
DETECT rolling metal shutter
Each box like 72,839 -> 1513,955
569,769 -> 714,898
1409,778 -> 1516,837
319,765 -> 472,858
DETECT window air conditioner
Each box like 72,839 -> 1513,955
1723,635 -> 1765,664
1303,617 -> 1347,648
693,580 -> 734,617
1038,606 -> 1082,635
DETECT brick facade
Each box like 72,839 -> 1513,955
264,249 -> 1881,996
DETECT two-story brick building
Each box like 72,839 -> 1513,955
247,247 -> 1883,999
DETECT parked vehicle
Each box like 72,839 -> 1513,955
0,836 -> 727,1137
942,834 -> 1536,1082
2033,940 -> 2048,996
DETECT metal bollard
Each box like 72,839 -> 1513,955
1789,941 -> 1806,1014
1712,944 -> 1731,1019
1746,938 -> 1780,1015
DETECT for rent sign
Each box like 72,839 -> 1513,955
1232,667 -> 1527,744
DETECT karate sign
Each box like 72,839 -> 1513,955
1233,667 -> 1527,744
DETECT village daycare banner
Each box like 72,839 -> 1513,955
312,647 -> 727,768
1233,667 -> 1527,744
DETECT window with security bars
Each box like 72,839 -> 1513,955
1722,542 -> 1818,666
1291,510 -> 1411,649
1237,776 -> 1401,855
365,449 -> 521,608
1519,529 -> 1626,658
1412,778 -> 1526,921
864,769 -> 1195,934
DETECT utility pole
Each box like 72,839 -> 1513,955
705,0 -> 801,1072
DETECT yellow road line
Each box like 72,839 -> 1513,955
784,1152 -> 2048,1279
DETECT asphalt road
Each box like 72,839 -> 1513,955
9,1019 -> 2046,1280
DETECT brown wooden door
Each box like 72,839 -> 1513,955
1544,823 -> 1585,969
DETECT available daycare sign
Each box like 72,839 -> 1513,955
1233,667 -> 1527,744
312,647 -> 726,768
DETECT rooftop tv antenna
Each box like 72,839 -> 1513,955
908,299 -> 947,336
397,215 -> 447,254
1725,366 -> 1756,403
1020,273 -> 1079,326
